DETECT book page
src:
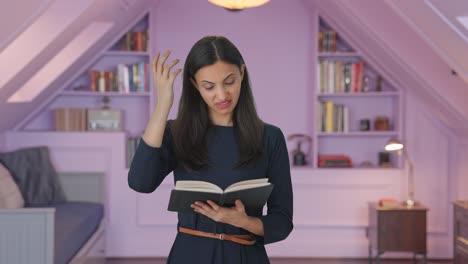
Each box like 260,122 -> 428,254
224,178 -> 270,193
174,180 -> 223,193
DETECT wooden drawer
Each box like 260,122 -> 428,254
455,209 -> 468,223
454,242 -> 468,264
456,222 -> 468,241
454,201 -> 468,264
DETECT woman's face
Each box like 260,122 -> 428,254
192,61 -> 245,123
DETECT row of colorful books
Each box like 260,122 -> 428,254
317,60 -> 365,94
317,101 -> 349,133
117,31 -> 149,52
89,62 -> 149,93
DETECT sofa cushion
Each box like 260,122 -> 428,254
0,161 -> 25,209
51,201 -> 104,264
0,146 -> 67,206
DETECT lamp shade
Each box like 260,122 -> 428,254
385,139 -> 404,152
208,0 -> 270,10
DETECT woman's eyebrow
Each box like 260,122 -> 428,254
201,73 -> 235,83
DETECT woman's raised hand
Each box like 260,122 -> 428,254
152,50 -> 182,110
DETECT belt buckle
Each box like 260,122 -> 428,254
218,233 -> 225,240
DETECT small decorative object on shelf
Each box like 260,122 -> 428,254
287,134 -> 312,166
376,75 -> 383,92
71,85 -> 87,91
362,75 -> 370,92
358,160 -> 374,168
359,119 -> 370,131
374,115 -> 390,131
378,152 -> 392,167
87,96 -> 123,131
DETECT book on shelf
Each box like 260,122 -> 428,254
53,108 -> 87,131
317,60 -> 364,94
378,198 -> 401,208
318,30 -> 337,52
317,101 -> 349,133
167,178 -> 274,212
88,62 -> 149,94
118,31 -> 149,52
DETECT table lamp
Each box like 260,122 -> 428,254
385,139 -> 415,207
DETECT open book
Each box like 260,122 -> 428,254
167,178 -> 274,212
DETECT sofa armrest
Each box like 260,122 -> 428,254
0,207 -> 55,264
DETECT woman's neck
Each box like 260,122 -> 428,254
209,113 -> 233,127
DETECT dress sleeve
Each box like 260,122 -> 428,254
256,126 -> 294,245
128,122 -> 177,193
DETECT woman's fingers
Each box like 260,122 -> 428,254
158,50 -> 171,75
152,51 -> 160,74
170,68 -> 182,82
164,59 -> 180,78
206,200 -> 220,211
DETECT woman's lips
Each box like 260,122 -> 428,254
216,100 -> 231,110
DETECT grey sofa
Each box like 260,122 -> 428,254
0,146 -> 105,264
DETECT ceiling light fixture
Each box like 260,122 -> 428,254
208,0 -> 270,11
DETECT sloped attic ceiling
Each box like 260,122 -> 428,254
307,0 -> 468,136
386,0 -> 468,84
0,0 -> 52,51
0,0 -> 154,132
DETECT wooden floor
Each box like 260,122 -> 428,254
106,258 -> 453,264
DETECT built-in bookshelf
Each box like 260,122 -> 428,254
19,12 -> 152,168
312,17 -> 402,169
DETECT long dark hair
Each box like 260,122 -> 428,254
170,36 -> 264,172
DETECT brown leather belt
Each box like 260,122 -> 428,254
178,227 -> 256,246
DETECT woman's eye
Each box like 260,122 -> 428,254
225,81 -> 234,85
205,86 -> 214,90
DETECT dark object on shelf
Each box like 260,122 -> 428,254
453,201 -> 468,263
287,134 -> 312,166
71,85 -> 87,91
318,155 -> 352,168
359,119 -> 370,131
359,160 -> 374,168
367,202 -> 428,263
378,152 -> 391,167
362,75 -> 370,92
376,75 -> 383,92
374,116 -> 390,131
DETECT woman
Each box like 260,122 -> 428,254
128,36 -> 293,263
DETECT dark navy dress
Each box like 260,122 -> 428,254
128,122 -> 294,264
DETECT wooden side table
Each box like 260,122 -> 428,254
367,202 -> 428,264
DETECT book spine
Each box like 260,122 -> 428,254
219,194 -> 225,206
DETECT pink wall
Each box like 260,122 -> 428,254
2,0 -> 467,258
153,0 -> 312,143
